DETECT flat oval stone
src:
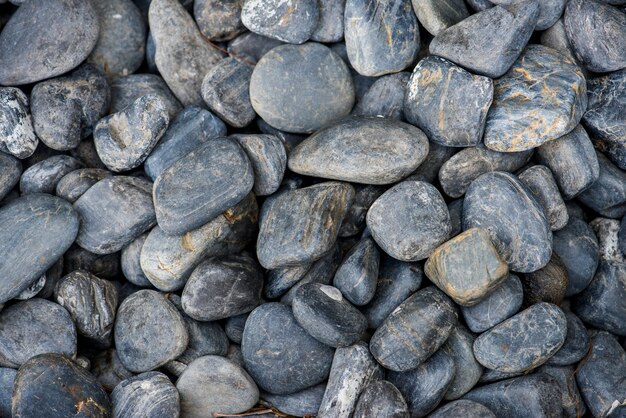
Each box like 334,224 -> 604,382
0,368 -> 16,417
412,0 -> 469,36
241,303 -> 334,395
111,74 -> 182,120
429,2 -> 539,78
344,0 -> 419,76
547,311 -> 589,366
112,372 -> 180,418
115,289 -> 188,372
20,155 -> 84,195
405,56 -> 493,147
333,237 -> 379,305
0,0 -> 99,85
241,0 -> 319,44
0,87 -> 37,158
463,171 -> 552,273
353,380 -> 409,418
262,383 -> 326,417
367,180 -> 451,262
483,45 -> 587,152
443,325 -> 483,400
425,228 -> 508,306
387,350 -> 456,417
194,0 -> 244,41
311,0 -> 344,42
518,165 -> 568,231
94,94 -> 170,172
438,144 -> 532,198
473,302 -> 567,373
429,399 -> 496,418
74,176 -> 156,254
250,42 -> 354,133
370,287 -> 457,371
353,72 -> 410,121
0,152 -> 21,201
177,355 -> 258,418
564,0 -> 626,73
56,168 -> 112,203
0,194 -> 79,303
577,152 -> 626,217
233,134 -> 287,196
257,182 -> 354,269
12,354 -> 109,418
293,283 -> 367,347
0,298 -> 76,368
289,117 -> 429,185
520,253 -> 569,306
154,137 -> 253,235
149,0 -> 223,106
538,364 -> 587,417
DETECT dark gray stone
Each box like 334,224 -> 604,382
547,312 -> 589,366
473,302 -> 567,372
233,134 -> 287,196
262,383 -> 326,417
333,237 -> 379,306
112,372 -> 180,418
370,287 -> 458,371
20,155 -> 84,195
111,74 -> 182,120
64,246 -> 121,280
483,45 -> 587,152
0,368 -> 15,418
353,72 -> 410,121
539,364 -> 587,418
293,117 -> 428,184
115,289 -> 188,372
257,182 -> 354,269
490,0 -> 567,30
91,349 -> 134,391
564,0 -> 626,73
367,180 -> 451,262
194,0 -> 244,41
520,253 -> 569,306
429,2 -> 539,78
447,199 -> 464,238
56,168 -> 112,203
553,219 -> 599,297
518,165 -> 568,231
412,0 -> 469,35
256,117 -> 307,153
172,304 -> 229,366
577,152 -> 626,217
0,152 -> 21,201
478,368 -> 524,384
120,233 -> 152,287
344,0 -> 420,76
227,31 -> 284,65
241,0 -> 319,44
466,0 -> 494,11
353,380 -> 409,418
405,56 -> 493,148
311,0 -> 345,42
250,42 -> 354,133
74,176 -> 156,254
429,400 -> 496,418
339,185 -> 385,238
0,194 -> 79,304
0,87 -> 37,158
241,303 -> 334,395
70,138 -> 107,169
225,313 -> 248,344
406,141 -> 457,184
0,0 -> 99,86
443,325 -> 483,400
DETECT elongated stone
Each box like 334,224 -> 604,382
241,0 -> 319,44
74,176 -> 156,254
20,155 -> 84,195
112,372 -> 180,418
367,181 -> 451,262
120,233 -> 151,287
262,384 -> 326,417
234,134 -> 287,196
412,0 -> 469,35
370,287 -> 457,371
577,152 -> 626,217
56,168 -> 112,203
0,194 -> 79,303
353,72 -> 410,121
0,87 -> 37,158
333,237 -> 379,305
443,325 -> 483,400
257,182 -> 354,269
547,311 -> 589,366
473,302 -> 567,372
429,400 -> 496,418
0,152 -> 20,201
429,2 -> 539,78
518,165 -> 568,231
111,74 -> 182,119
353,380 -> 409,418
425,228 -> 508,306
591,218 -> 624,262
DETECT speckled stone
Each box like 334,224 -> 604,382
443,325 -> 483,400
149,0 -> 223,106
227,32 -> 284,65
0,298 -> 76,368
429,399 -> 496,418
0,152 -> 20,201
412,0 -> 469,35
250,42 -> 354,133
483,45 -> 587,152
520,254 -> 568,306
353,380 -> 409,418
241,303 -> 334,395
438,144 -> 532,198
317,342 -> 382,418
353,72 -> 409,121
20,155 -> 83,195
56,168 -> 112,203
367,181 -> 451,262
74,176 -> 156,254
370,287 -> 457,371
591,217 -> 624,262
12,354 -> 110,418
429,2 -> 539,78
110,74 -> 182,120
194,0 -> 244,41
177,355 -> 259,418
0,0 -> 99,86
547,311 -> 589,366
564,0 -> 626,73
539,364 -> 586,418
333,237 -> 379,306
387,350 -> 456,417
577,152 -> 626,217
0,87 -> 37,158
0,368 -> 15,417
257,182 -> 354,269
473,302 -> 567,373
518,165 -> 568,231
425,228 -> 508,307
463,172 -> 552,273
91,349 -> 134,391
405,56 -> 492,148
154,137 -> 253,235
241,0 -> 319,44
233,134 -> 287,196
112,372 -> 180,418
262,383 -> 326,417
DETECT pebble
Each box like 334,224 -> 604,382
55,168 -> 113,203
353,380 -> 409,418
370,287 -> 457,371
149,0 -> 223,106
473,302 -> 567,373
227,31 -> 284,65
577,152 -> 626,218
112,372 -> 180,418
353,72 -> 410,121
114,289 -> 188,372
225,313 -> 248,344
520,253 -> 569,306
518,165 -> 568,231
110,74 -> 182,120
120,233 -> 151,287
176,355 -> 259,418
194,0 -> 244,41
289,116 -> 429,184
428,399 -> 496,418
539,364 -> 586,417
491,0 -> 567,30
12,354 -> 110,418
367,181 -> 451,262
233,134 -> 287,196
546,311 -> 589,366
591,217 -> 624,262
241,0 -> 319,44
412,0 -> 469,36
0,152 -> 20,201
339,185 -> 385,237
262,383 -> 326,417
540,19 -> 581,64
0,0 -> 99,85
443,325 -> 484,400
241,303 -> 334,395
429,2 -> 539,78
333,237 -> 379,305
20,155 -> 84,195
466,0 -> 495,11
257,182 -> 354,269
0,298 -> 76,368
0,368 -> 16,417
74,176 -> 156,254
174,310 -> 229,365
462,171 -> 553,273
0,87 -> 37,158
249,42 -> 354,133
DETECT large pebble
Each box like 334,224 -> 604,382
110,74 -> 182,119
241,0 -> 319,44
289,117 -> 429,184
234,134 -> 287,196
412,0 -> 469,35
20,155 -> 83,195
0,87 -> 37,158
353,380 -> 409,418
112,372 -> 180,418
333,237 -> 379,305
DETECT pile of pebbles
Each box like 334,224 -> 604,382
0,0 -> 626,417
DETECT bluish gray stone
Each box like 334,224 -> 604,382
227,31 -> 284,65
428,399 -> 496,418
353,380 -> 409,418
112,372 -> 180,418
539,364 -> 586,418
194,0 -> 244,41
225,313 -> 248,344
241,0 -> 319,44
0,152 -> 21,201
120,233 -> 152,287
412,0 -> 469,35
577,152 -> 626,217
0,368 -> 16,417
20,155 -> 84,195
410,141 -> 458,185
553,218 -> 599,296
546,312 -> 589,366
311,0 -> 345,42
518,165 -> 568,231
353,72 -> 410,121
262,383 -> 326,417
443,325 -> 483,400
333,237 -> 379,306
233,134 -> 287,196
56,168 -> 112,203
490,0 -> 567,30
111,74 -> 182,119
0,87 -> 37,158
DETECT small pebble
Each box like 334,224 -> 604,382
0,87 -> 37,158
333,236 -> 380,306
241,0 -> 319,44
112,371 -> 180,418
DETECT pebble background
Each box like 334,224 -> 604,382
0,0 -> 625,417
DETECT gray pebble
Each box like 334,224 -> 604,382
490,0 -> 567,30
194,0 -> 244,41
412,0 -> 469,36
518,165 -> 568,231
0,368 -> 15,418
333,237 -> 379,306
428,399 -> 496,418
539,364 -> 587,418
112,371 -> 180,418
443,325 -> 483,400
353,380 -> 409,418
227,31 -> 284,65
0,87 -> 37,158
120,233 -> 152,287
262,383 -> 326,417
20,155 -> 84,195
56,168 -> 113,203
339,185 -> 385,238
547,311 -> 590,366
353,72 -> 410,121
241,0 -> 319,44
110,74 -> 182,120
577,152 -> 626,218
91,349 -> 134,391
0,152 -> 21,201
225,313 -> 248,344
311,0 -> 345,42
233,133 -> 287,196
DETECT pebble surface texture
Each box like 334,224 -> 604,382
111,372 -> 180,418
241,0 -> 320,44
0,87 -> 37,158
